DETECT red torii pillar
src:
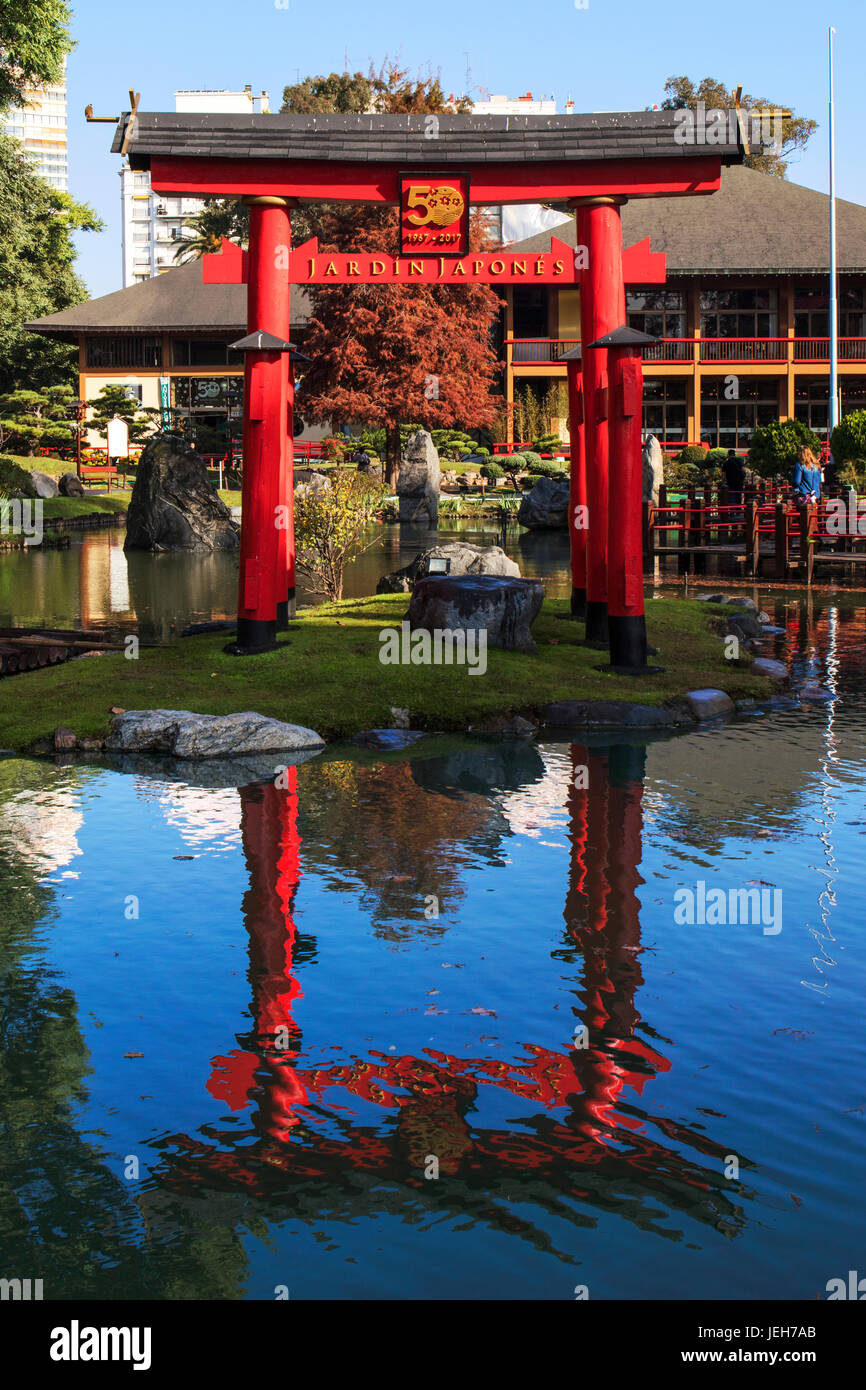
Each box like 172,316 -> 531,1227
588,326 -> 658,672
575,196 -> 627,646
562,345 -> 587,618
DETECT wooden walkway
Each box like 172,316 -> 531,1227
643,486 -> 866,582
0,626 -> 126,677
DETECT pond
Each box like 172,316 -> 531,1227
0,519 -> 572,642
1,598 -> 865,1299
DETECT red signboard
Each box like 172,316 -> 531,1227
400,173 -> 469,256
202,236 -> 666,287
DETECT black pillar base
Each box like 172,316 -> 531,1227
571,586 -> 587,618
584,599 -> 609,646
276,587 -> 297,630
602,614 -> 665,675
225,617 -> 279,656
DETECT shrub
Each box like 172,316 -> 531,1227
748,418 -> 820,479
706,448 -> 729,469
480,460 -> 504,481
675,444 -> 709,469
830,410 -> 866,468
520,449 -> 543,470
527,456 -> 567,479
294,468 -> 386,601
475,445 -> 490,457
533,433 -> 561,454
0,456 -> 37,498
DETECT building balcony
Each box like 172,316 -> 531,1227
507,337 -> 866,366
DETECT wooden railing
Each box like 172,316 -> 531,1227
508,336 -> 866,364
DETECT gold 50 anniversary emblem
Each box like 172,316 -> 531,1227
405,184 -> 466,228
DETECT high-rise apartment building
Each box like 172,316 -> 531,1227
1,61 -> 68,190
120,87 -> 268,287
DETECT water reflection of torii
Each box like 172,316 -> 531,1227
155,756 -> 748,1234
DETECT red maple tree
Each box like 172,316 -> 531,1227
297,205 -> 503,486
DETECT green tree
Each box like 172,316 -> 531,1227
661,76 -> 816,177
0,382 -> 77,455
0,0 -> 73,111
0,135 -> 102,392
172,199 -> 249,264
86,383 -> 156,444
748,418 -> 820,479
830,411 -> 866,473
294,468 -> 386,600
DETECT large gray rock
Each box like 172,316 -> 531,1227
30,469 -> 59,499
376,541 -> 520,594
105,709 -> 325,759
517,476 -> 569,530
642,434 -> 664,504
408,574 -> 543,653
397,429 -> 440,525
58,471 -> 85,497
124,434 -> 239,552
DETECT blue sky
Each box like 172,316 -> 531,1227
67,0 -> 866,298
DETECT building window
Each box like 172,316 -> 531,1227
627,288 -> 686,342
172,376 -> 243,410
795,376 -> 866,436
512,287 -> 548,339
700,288 -> 778,340
171,339 -> 243,367
86,337 -> 161,369
700,376 -> 780,449
642,378 -> 687,443
795,286 -> 866,340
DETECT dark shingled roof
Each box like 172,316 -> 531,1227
112,109 -> 745,168
24,259 -> 312,340
510,165 -> 866,275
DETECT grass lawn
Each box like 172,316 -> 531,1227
0,594 -> 778,752
41,494 -> 131,520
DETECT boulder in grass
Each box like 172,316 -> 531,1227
124,433 -> 239,552
376,541 -> 520,594
105,709 -> 324,758
30,469 -> 59,499
408,574 -> 543,653
58,472 -> 85,497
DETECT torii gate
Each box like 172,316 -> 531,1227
112,110 -> 746,661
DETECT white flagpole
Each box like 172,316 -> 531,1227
828,25 -> 839,441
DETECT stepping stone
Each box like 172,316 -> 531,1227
683,689 -> 734,720
351,729 -> 426,750
751,658 -> 788,681
106,709 -> 324,758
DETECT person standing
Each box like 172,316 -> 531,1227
723,448 -> 746,507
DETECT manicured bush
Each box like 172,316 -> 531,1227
675,444 -> 710,469
480,460 -> 504,481
748,418 -> 820,479
527,456 -> 567,479
520,449 -> 544,471
533,433 -> 562,454
706,448 -> 729,468
0,455 -> 37,498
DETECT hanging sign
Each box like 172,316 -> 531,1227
106,416 -> 129,458
203,236 -> 666,287
400,173 -> 469,256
